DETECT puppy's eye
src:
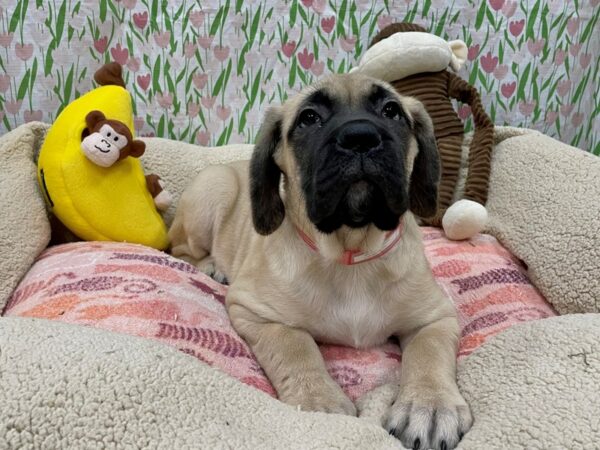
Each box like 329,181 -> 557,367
107,132 -> 112,137
114,137 -> 119,142
298,109 -> 321,128
382,102 -> 401,121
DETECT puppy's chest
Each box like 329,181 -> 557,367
298,270 -> 397,348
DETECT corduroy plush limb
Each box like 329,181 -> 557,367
369,23 -> 494,228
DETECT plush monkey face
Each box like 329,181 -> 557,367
81,111 -> 145,167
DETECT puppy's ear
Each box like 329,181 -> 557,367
405,99 -> 440,218
250,106 -> 285,235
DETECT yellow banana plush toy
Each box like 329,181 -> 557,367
37,62 -> 170,250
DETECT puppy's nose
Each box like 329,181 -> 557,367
337,121 -> 382,153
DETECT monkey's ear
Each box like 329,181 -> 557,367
129,139 -> 146,158
85,110 -> 106,130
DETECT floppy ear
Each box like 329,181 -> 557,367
129,139 -> 146,158
406,99 -> 440,218
85,110 -> 106,131
250,106 -> 285,235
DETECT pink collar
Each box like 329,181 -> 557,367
296,220 -> 404,265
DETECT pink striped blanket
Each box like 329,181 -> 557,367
3,228 -> 556,400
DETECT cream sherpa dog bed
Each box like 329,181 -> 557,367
0,122 -> 599,449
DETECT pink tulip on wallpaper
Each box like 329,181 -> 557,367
579,53 -> 591,69
527,39 -> 545,57
311,60 -> 325,76
557,80 -> 572,97
196,130 -> 211,146
509,20 -> 524,37
0,74 -> 9,93
321,16 -> 335,33
184,42 -> 196,59
340,37 -> 356,52
153,32 -> 170,49
377,15 -> 393,30
24,110 -> 43,123
282,41 -> 296,58
518,101 -> 536,117
560,104 -> 574,117
0,32 -> 13,48
197,35 -> 214,49
493,64 -> 508,80
214,46 -> 230,62
110,44 -> 129,65
467,44 -> 480,61
545,111 -> 559,125
297,48 -> 315,70
569,43 -> 581,57
5,100 -> 22,115
480,52 -> 498,73
127,57 -> 141,73
187,102 -> 200,117
458,105 -> 471,120
501,0 -> 517,17
133,11 -> 148,29
567,18 -> 580,37
193,73 -> 208,90
554,49 -> 567,65
572,113 -> 584,127
137,74 -> 150,91
156,93 -> 173,109
94,37 -> 108,53
216,105 -> 231,121
134,117 -> 145,132
312,0 -> 327,14
489,0 -> 505,11
15,43 -> 33,61
201,96 -> 216,109
190,10 -> 205,28
245,52 -> 261,68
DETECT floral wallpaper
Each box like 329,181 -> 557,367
0,0 -> 598,154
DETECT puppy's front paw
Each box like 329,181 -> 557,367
197,257 -> 229,285
385,385 -> 472,450
279,374 -> 357,416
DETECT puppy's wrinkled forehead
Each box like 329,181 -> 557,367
280,73 -> 407,133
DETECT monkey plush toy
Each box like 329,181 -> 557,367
352,23 -> 494,240
81,109 -> 172,210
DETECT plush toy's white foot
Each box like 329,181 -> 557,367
154,189 -> 173,211
442,199 -> 488,240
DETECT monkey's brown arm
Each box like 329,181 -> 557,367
448,73 -> 494,206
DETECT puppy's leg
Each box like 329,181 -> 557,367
386,316 -> 472,450
228,302 -> 356,415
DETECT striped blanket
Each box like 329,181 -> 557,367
4,227 -> 555,401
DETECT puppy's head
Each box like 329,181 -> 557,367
250,73 -> 439,236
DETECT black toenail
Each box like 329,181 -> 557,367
441,441 -> 447,450
459,432 -> 464,440
413,438 -> 421,450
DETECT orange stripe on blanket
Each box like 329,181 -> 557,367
78,300 -> 181,321
459,285 -> 547,316
20,294 -> 80,319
